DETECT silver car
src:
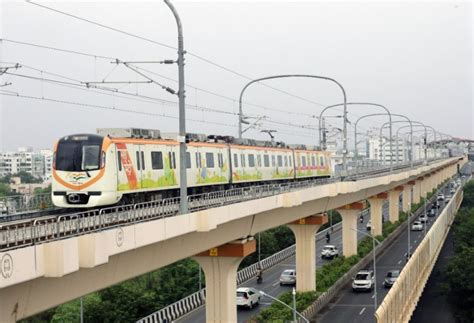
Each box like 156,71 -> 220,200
383,270 -> 400,288
279,269 -> 296,286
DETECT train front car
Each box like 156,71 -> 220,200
52,134 -> 119,208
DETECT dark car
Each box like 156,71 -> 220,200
383,270 -> 400,288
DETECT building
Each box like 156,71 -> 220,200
0,147 -> 53,180
367,137 -> 406,162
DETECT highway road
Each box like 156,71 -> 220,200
179,202 -> 392,323
315,180 -> 457,323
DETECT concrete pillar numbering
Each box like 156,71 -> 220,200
287,214 -> 328,292
193,239 -> 256,323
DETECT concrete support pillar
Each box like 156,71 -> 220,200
367,193 -> 386,237
403,182 -> 414,212
413,180 -> 421,204
337,202 -> 366,257
423,175 -> 431,197
287,214 -> 328,292
193,239 -> 256,323
418,176 -> 427,199
389,187 -> 403,223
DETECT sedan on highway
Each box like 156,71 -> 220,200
366,220 -> 372,231
383,270 -> 400,288
321,245 -> 339,259
419,214 -> 428,223
437,193 -> 445,201
236,287 -> 260,309
352,270 -> 375,292
279,269 -> 296,286
428,208 -> 436,217
411,221 -> 423,231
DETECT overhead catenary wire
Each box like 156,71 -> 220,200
5,70 -> 322,134
25,0 -> 328,108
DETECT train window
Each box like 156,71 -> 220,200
264,154 -> 270,167
277,155 -> 283,167
141,151 -> 145,170
151,152 -> 163,169
257,155 -> 262,167
186,152 -> 191,169
117,151 -> 122,171
233,153 -> 239,167
312,156 -> 316,167
271,155 -> 275,167
284,156 -> 288,167
302,156 -> 306,167
206,152 -> 215,168
241,154 -> 246,167
136,151 -> 141,170
248,154 -> 255,167
320,156 -> 325,166
172,152 -> 176,169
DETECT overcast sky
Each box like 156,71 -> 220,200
0,0 -> 472,151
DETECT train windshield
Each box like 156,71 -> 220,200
56,135 -> 103,172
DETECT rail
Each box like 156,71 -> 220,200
0,159 -> 447,251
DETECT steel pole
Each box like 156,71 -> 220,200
373,236 -> 377,310
80,296 -> 84,323
292,287 -> 297,323
164,0 -> 188,214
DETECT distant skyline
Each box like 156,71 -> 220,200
1,1 -> 472,151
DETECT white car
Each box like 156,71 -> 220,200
450,189 -> 456,194
411,221 -> 423,231
437,194 -> 445,201
321,245 -> 339,259
279,269 -> 296,286
352,270 -> 375,292
236,287 -> 260,309
419,214 -> 428,223
366,220 -> 372,231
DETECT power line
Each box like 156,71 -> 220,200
26,0 -> 327,107
0,92 -> 317,139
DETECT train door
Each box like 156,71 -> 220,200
134,144 -> 145,189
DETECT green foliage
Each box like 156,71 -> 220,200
0,183 -> 12,197
461,181 -> 474,208
254,290 -> 320,322
443,181 -> 474,322
0,171 -> 43,184
22,259 -> 201,323
316,255 -> 359,292
240,226 -> 295,269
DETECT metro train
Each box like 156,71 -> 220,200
52,128 -> 332,208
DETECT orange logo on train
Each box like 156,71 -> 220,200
116,143 -> 138,189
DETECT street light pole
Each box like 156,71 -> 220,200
259,290 -> 309,323
292,287 -> 297,323
238,74 -> 348,170
351,227 -> 381,310
164,0 -> 188,214
407,202 -> 411,260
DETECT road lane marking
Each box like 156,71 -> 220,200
359,307 -> 366,315
398,260 -> 402,264
372,294 -> 375,299
272,281 -> 280,287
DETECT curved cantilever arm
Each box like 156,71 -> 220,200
238,74 -> 348,170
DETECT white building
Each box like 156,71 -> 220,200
367,137 -> 406,162
0,148 -> 54,180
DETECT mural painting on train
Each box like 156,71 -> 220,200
51,128 -> 332,208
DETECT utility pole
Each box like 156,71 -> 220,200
164,0 -> 188,214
